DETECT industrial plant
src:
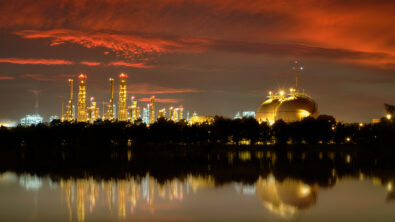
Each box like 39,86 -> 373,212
256,61 -> 318,124
60,73 -> 187,125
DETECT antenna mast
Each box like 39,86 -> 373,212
292,61 -> 303,92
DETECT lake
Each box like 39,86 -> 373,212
0,171 -> 394,222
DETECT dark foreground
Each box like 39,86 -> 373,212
1,144 -> 395,222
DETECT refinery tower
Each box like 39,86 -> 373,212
118,73 -> 128,121
103,78 -> 115,121
77,74 -> 88,122
61,78 -> 74,122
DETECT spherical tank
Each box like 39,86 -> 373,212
256,99 -> 281,123
275,95 -> 318,122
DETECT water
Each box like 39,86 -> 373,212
0,172 -> 394,222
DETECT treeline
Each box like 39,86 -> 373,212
1,115 -> 395,148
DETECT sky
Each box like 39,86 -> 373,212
1,0 -> 395,123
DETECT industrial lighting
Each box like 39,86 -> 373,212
298,109 -> 310,118
279,90 -> 285,96
386,114 -> 392,120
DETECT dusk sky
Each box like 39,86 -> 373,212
1,0 -> 395,122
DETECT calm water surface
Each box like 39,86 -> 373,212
0,172 -> 394,222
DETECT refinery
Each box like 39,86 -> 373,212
59,73 -> 186,125
11,61 -> 321,127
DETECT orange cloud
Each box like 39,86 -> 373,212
138,97 -> 182,103
80,61 -> 101,66
108,61 -> 153,68
0,76 -> 15,80
0,57 -> 73,65
127,83 -> 202,95
3,1 -> 395,68
15,29 -> 211,62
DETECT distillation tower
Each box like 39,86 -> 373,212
118,73 -> 128,121
103,78 -> 115,121
77,74 -> 88,122
62,78 -> 74,122
128,96 -> 138,122
149,96 -> 155,124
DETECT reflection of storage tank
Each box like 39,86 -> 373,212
256,176 -> 318,218
256,62 -> 318,124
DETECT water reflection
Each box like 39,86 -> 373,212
0,172 -> 394,221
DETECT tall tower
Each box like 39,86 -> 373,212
149,96 -> 155,124
292,61 -> 303,92
128,96 -> 138,122
169,107 -> 174,120
77,74 -> 87,122
118,73 -> 128,121
62,78 -> 74,122
109,77 -> 114,120
104,78 -> 115,121
179,105 -> 183,120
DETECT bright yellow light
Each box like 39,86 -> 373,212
298,109 -> 310,118
346,137 -> 351,142
386,114 -> 392,120
346,154 -> 351,163
387,182 -> 393,192
298,185 -> 311,197
279,90 -> 285,96
268,91 -> 273,95
289,88 -> 295,92
359,123 -> 364,127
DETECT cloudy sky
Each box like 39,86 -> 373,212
1,0 -> 395,122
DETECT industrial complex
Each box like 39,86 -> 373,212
16,62 -> 319,126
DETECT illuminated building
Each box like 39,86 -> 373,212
256,62 -> 318,124
87,97 -> 100,123
173,108 -> 179,121
142,106 -> 149,124
149,96 -> 155,124
62,78 -> 74,122
128,96 -> 138,122
168,107 -> 174,120
77,74 -> 88,122
186,111 -> 190,121
233,111 -> 255,119
103,78 -> 115,121
118,73 -> 128,121
188,113 -> 214,125
158,108 -> 166,119
136,106 -> 140,120
179,105 -> 184,120
49,115 -> 59,122
20,114 -> 43,126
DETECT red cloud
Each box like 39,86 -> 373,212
4,1 -> 395,68
15,29 -> 211,62
138,97 -> 182,103
108,61 -> 153,68
23,74 -> 73,82
0,76 -> 15,80
0,58 -> 73,65
80,61 -> 101,66
127,83 -> 202,95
